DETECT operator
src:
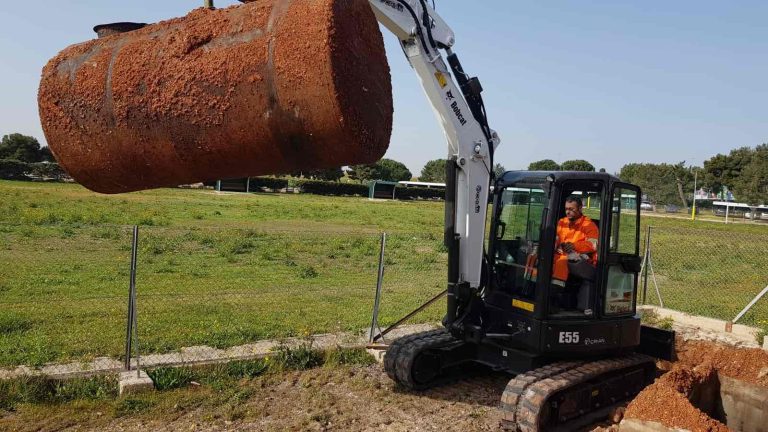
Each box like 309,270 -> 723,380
552,196 -> 599,288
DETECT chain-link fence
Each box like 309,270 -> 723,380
0,223 -> 445,376
130,226 -> 445,366
0,223 -> 133,377
641,225 -> 768,328
4,219 -> 767,378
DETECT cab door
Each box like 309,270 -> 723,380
601,183 -> 642,317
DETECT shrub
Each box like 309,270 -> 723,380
247,177 -> 289,191
147,367 -> 195,391
395,186 -> 445,200
269,343 -> 323,371
0,159 -> 29,180
296,179 -> 368,196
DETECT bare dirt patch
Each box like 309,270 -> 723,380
2,338 -> 767,431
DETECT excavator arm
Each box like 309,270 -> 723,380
368,0 -> 500,326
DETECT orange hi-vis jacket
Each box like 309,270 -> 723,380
552,215 -> 599,285
556,215 -> 599,264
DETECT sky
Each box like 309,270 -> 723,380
1,0 -> 766,175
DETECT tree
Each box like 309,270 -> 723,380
420,159 -> 447,182
528,159 -> 560,171
493,163 -> 506,177
670,162 -> 694,210
560,159 -> 595,172
730,144 -> 768,206
703,146 -> 754,196
619,162 -> 693,208
377,158 -> 412,182
0,134 -> 52,163
349,158 -> 412,182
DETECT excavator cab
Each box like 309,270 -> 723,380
480,171 -> 646,366
489,171 -> 641,324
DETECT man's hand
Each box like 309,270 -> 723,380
561,242 -> 575,253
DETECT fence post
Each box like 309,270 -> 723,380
369,233 -> 387,343
124,226 -> 139,370
733,284 -> 768,324
641,226 -> 651,305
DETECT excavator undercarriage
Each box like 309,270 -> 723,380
384,328 -> 658,432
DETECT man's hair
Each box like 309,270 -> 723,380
565,196 -> 583,207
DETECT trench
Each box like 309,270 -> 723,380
701,374 -> 768,432
622,371 -> 768,432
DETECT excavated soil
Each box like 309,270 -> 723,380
624,340 -> 768,432
625,366 -> 730,432
675,340 -> 768,387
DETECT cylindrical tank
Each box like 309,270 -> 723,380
38,0 -> 392,194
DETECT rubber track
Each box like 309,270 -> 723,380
383,328 -> 456,390
500,353 -> 654,432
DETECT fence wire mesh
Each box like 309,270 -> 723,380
0,223 -> 133,377
132,227 -> 445,366
0,224 -> 446,375
642,225 -> 768,328
4,219 -> 767,378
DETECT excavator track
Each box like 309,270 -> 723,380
384,328 -> 462,390
500,353 -> 656,432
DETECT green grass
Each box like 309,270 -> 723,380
0,180 -> 767,367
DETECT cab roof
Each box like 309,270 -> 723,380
497,170 -> 621,188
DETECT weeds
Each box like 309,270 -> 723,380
269,342 -> 323,372
147,367 -> 195,391
324,348 -> 375,367
114,397 -> 155,416
640,309 -> 675,330
0,375 -> 116,411
0,313 -> 33,335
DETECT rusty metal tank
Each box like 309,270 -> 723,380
38,0 -> 392,194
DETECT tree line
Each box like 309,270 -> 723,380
619,144 -> 768,207
3,132 -> 765,206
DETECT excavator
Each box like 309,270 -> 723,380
366,1 -> 674,430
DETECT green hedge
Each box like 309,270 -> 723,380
241,177 -> 445,200
0,159 -> 28,179
248,177 -> 289,191
395,186 -> 445,200
296,179 -> 368,196
0,159 -> 67,181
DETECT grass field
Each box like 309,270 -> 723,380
1,180 -> 767,368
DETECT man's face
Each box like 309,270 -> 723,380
564,201 -> 582,221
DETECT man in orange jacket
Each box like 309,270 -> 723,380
552,196 -> 599,288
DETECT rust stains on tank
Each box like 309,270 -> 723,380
38,0 -> 392,194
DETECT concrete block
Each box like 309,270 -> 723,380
119,370 -> 154,396
366,348 -> 386,364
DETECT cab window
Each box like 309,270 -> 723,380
492,186 -> 546,300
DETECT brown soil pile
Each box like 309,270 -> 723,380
676,340 -> 768,387
39,0 -> 392,194
625,339 -> 768,431
625,365 -> 730,432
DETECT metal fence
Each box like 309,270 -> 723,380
0,223 -> 133,377
0,224 -> 445,376
641,225 -> 768,328
3,220 -> 768,378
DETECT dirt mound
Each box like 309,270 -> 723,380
625,365 -> 730,432
625,340 -> 768,432
676,340 -> 768,387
